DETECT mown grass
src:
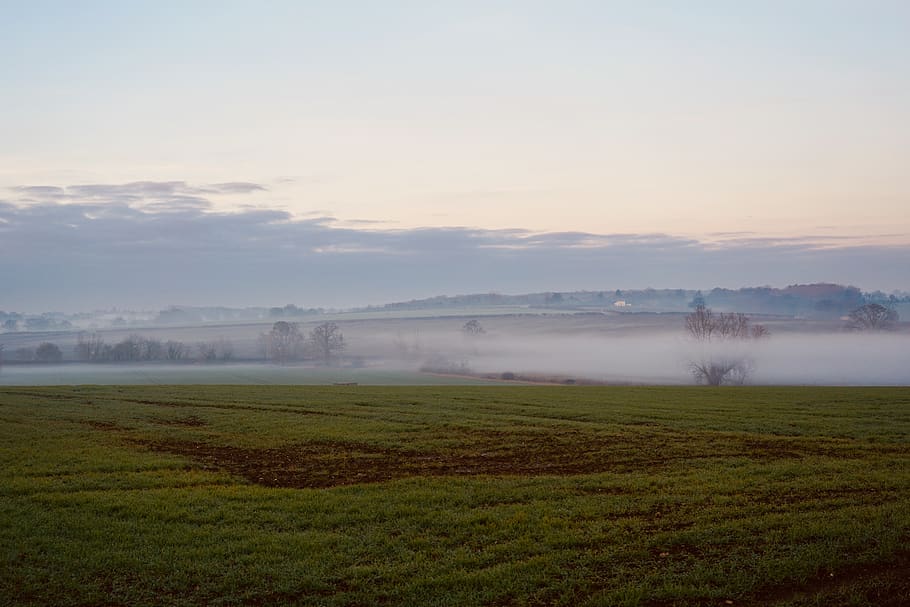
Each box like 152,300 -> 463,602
1,386 -> 908,606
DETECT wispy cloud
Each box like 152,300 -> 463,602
1,181 -> 908,311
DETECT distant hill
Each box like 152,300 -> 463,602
356,283 -> 909,320
3,284 -> 908,333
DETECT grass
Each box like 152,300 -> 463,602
0,364 -> 502,386
1,385 -> 908,606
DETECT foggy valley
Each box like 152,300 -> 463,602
2,297 -> 907,386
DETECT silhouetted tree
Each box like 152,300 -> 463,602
310,322 -> 344,364
847,303 -> 899,331
684,305 -> 767,386
165,340 -> 188,361
197,342 -> 218,362
141,338 -> 164,360
690,358 -> 752,386
462,320 -> 485,335
196,338 -> 233,362
110,335 -> 144,362
75,333 -> 109,362
688,291 -> 706,309
262,321 -> 304,363
216,337 -> 234,361
35,342 -> 63,363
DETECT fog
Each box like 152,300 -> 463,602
364,329 -> 910,386
2,317 -> 908,386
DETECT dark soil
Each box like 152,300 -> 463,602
132,428 -> 904,490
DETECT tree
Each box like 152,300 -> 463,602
684,305 -> 767,386
197,342 -> 218,362
165,340 -> 188,361
141,338 -> 164,361
216,337 -> 234,361
261,321 -> 304,363
846,303 -> 899,331
197,338 -> 233,362
75,333 -> 109,362
462,320 -> 485,336
688,290 -> 706,309
310,322 -> 344,364
689,358 -> 752,386
35,342 -> 63,363
110,335 -> 144,362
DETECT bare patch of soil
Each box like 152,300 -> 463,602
133,428 -> 902,489
81,420 -> 127,432
743,550 -> 910,607
147,415 -> 208,427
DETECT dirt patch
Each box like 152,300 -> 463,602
133,428 -> 900,489
147,415 -> 208,427
743,549 -> 910,607
81,420 -> 127,432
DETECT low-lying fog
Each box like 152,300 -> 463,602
470,334 -> 910,385
374,330 -> 910,386
2,319 -> 908,386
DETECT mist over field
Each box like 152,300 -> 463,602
2,313 -> 907,386
373,329 -> 910,386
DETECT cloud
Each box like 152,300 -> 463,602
1,181 -> 908,311
13,186 -> 66,200
6,180 -> 269,208
208,182 -> 268,194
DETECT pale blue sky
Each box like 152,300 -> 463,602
2,2 -> 909,309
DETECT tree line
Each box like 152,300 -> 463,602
0,321 -> 348,366
72,334 -> 233,363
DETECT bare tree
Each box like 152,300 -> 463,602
686,307 -> 762,342
197,342 -> 218,362
690,358 -> 752,386
165,340 -> 188,361
684,305 -> 767,386
75,332 -> 109,362
197,338 -> 233,362
462,320 -> 486,336
847,303 -> 899,331
141,338 -> 164,361
261,321 -> 304,363
110,335 -> 144,362
685,305 -> 715,341
310,322 -> 344,364
215,337 -> 233,361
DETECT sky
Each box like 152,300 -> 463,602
2,1 -> 909,311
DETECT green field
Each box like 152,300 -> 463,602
1,386 -> 908,606
0,364 -> 502,386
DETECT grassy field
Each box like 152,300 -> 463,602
0,364 -> 502,386
1,386 -> 908,606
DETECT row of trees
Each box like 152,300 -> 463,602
1,321 -> 348,367
74,333 -> 234,363
5,342 -> 65,363
261,322 -> 344,364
